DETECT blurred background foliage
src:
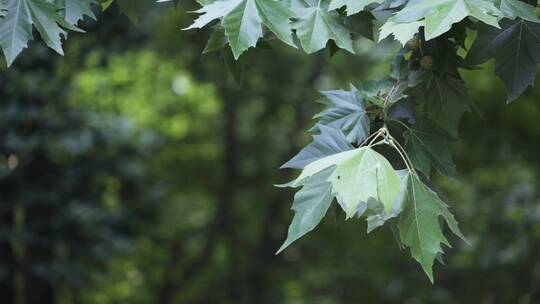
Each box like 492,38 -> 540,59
0,2 -> 540,304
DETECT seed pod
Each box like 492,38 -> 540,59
420,55 -> 434,70
406,35 -> 420,51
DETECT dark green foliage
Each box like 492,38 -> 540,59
0,47 -> 159,302
1,0 -> 540,291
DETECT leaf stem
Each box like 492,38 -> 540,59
389,118 -> 411,131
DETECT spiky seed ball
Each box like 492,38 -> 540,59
420,56 -> 434,70
406,35 -> 420,51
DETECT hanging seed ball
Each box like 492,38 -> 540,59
406,35 -> 420,51
420,55 -> 434,70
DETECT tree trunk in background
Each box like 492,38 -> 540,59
157,85 -> 240,304
23,202 -> 55,304
22,154 -> 55,304
248,56 -> 325,304
0,203 -> 14,303
220,88 -> 241,302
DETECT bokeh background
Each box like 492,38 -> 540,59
1,3 -> 540,304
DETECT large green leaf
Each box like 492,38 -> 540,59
466,19 -> 540,102
327,0 -> 381,16
186,0 -> 294,59
378,20 -> 423,45
390,0 -> 501,40
398,173 -> 466,282
313,87 -> 370,144
417,76 -> 470,137
0,0 -> 74,66
328,147 -> 400,217
293,147 -> 401,218
404,121 -> 456,178
282,124 -> 354,169
291,0 -> 353,54
276,167 -> 335,254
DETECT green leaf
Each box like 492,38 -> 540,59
186,0 -> 294,59
0,0 -> 30,55
276,167 -> 335,254
466,19 -> 540,102
57,0 -> 96,25
378,20 -> 423,45
293,147 -> 401,217
328,0 -> 381,16
221,0 -> 263,58
313,86 -> 370,144
292,0 -> 354,54
390,0 -> 501,40
253,0 -> 295,46
0,0 -> 73,66
398,173 -> 466,282
282,124 -> 354,169
365,169 -> 409,233
417,76 -> 470,137
498,0 -> 540,23
328,147 -> 400,217
404,120 -> 456,178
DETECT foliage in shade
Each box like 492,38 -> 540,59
466,19 -> 540,102
417,76 -> 470,138
281,124 -> 354,169
398,173 -> 467,282
404,121 -> 456,178
1,0 -> 540,283
276,167 -> 335,254
313,87 -> 370,144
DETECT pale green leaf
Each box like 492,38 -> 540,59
327,0 -> 381,16
186,0 -> 294,59
292,148 -> 358,185
378,20 -> 422,45
292,147 -> 401,218
391,0 -> 501,40
328,147 -> 401,217
365,169 -> 409,233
